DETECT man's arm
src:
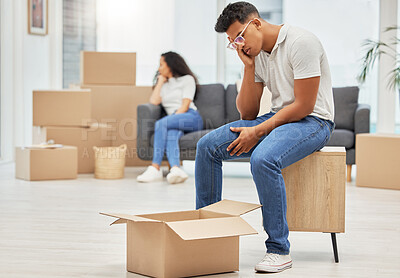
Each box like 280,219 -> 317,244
254,76 -> 320,137
236,65 -> 264,120
227,76 -> 320,156
232,40 -> 264,120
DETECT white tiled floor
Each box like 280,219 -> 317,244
0,163 -> 399,277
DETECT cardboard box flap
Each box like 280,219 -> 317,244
110,218 -> 126,225
200,199 -> 262,216
166,216 -> 257,240
100,212 -> 161,225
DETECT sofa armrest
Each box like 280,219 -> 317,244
354,103 -> 370,134
137,103 -> 162,160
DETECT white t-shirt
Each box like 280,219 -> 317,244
254,24 -> 335,121
160,75 -> 198,115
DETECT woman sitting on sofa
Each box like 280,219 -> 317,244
137,51 -> 203,184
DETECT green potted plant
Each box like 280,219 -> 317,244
358,26 -> 400,97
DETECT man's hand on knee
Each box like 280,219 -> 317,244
227,126 -> 261,156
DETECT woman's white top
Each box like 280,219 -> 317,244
160,75 -> 198,115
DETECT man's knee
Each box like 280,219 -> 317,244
197,133 -> 212,150
197,130 -> 223,158
250,150 -> 280,173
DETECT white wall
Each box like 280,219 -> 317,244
96,0 -> 218,85
173,0 -> 217,84
283,0 -> 380,124
96,0 -> 176,85
0,0 -> 62,161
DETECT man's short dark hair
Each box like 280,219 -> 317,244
215,2 -> 260,33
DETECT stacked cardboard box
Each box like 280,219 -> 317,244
32,88 -> 114,174
15,146 -> 78,181
29,52 -> 153,177
80,51 -> 152,167
32,125 -> 113,174
33,89 -> 92,127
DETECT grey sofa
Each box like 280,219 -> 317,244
325,86 -> 370,180
137,84 -> 240,162
137,85 -> 370,180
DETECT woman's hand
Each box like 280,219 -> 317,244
175,108 -> 187,114
157,74 -> 167,85
227,126 -> 262,156
175,99 -> 191,114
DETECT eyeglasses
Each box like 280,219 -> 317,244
227,19 -> 254,50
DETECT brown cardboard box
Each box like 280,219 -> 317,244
82,85 -> 152,123
101,199 -> 261,278
81,85 -> 152,166
80,51 -> 136,86
112,128 -> 148,167
33,89 -> 92,127
32,125 -> 114,174
15,146 -> 78,181
356,133 -> 400,190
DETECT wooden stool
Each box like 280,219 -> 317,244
282,146 -> 346,263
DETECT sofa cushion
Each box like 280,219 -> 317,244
326,129 -> 354,149
150,129 -> 213,149
194,84 -> 226,129
225,84 -> 241,123
333,87 -> 359,130
179,129 -> 214,149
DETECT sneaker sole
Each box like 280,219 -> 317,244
167,175 -> 188,184
136,177 -> 163,183
255,261 -> 292,273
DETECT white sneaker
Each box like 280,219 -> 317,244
255,253 -> 292,273
136,166 -> 163,183
166,167 -> 188,184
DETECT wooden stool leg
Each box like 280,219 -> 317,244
347,164 -> 352,182
331,233 -> 339,263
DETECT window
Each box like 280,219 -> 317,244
63,0 -> 96,88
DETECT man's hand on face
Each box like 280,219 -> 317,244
226,126 -> 261,156
236,44 -> 255,68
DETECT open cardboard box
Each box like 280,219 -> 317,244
101,199 -> 261,278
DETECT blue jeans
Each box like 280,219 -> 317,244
152,108 -> 203,167
195,112 -> 335,255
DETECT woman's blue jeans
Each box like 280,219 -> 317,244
195,112 -> 334,255
152,108 -> 203,167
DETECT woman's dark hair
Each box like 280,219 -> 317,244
215,2 -> 260,33
154,51 -> 199,85
153,51 -> 199,99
